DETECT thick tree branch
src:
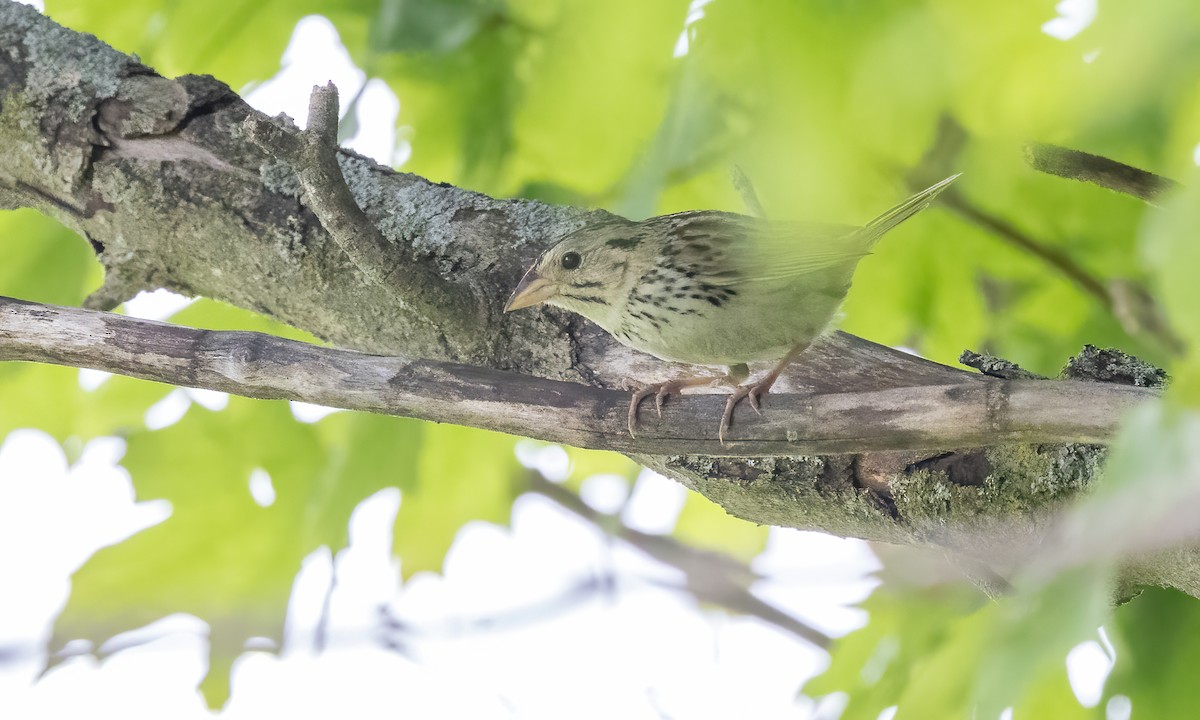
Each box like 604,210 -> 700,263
0,297 -> 1158,456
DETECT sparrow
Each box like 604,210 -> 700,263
505,174 -> 959,442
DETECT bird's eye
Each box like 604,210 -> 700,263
561,252 -> 581,270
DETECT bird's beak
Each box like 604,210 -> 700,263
504,269 -> 557,312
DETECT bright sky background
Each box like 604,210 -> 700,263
0,2 -> 1118,718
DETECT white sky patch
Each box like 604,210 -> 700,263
122,289 -> 195,321
0,432 -> 170,695
580,474 -> 631,515
514,441 -> 571,481
674,0 -> 717,57
248,468 -> 276,507
1042,0 -> 1097,40
244,16 -> 400,166
1067,638 -> 1114,707
77,368 -> 112,391
1107,695 -> 1132,720
289,401 -> 342,423
1193,142 -> 1200,166
144,388 -> 192,430
621,469 -> 687,534
185,388 -> 228,411
16,0 -> 44,9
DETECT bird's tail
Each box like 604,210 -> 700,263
860,173 -> 960,247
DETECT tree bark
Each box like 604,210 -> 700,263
0,2 -> 1188,595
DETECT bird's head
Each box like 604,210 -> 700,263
504,220 -> 645,325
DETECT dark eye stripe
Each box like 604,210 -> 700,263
605,238 -> 640,249
569,280 -> 605,288
561,293 -> 606,304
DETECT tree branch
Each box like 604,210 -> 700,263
527,473 -> 833,648
0,296 -> 1157,456
241,83 -> 481,345
1025,142 -> 1178,205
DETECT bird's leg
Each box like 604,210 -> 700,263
719,345 -> 806,444
627,366 -> 746,438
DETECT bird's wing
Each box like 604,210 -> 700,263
656,174 -> 959,286
655,211 -> 868,287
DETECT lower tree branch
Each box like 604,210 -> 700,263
527,472 -> 833,648
0,296 -> 1157,456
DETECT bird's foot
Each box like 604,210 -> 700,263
719,378 -> 773,444
627,377 -> 718,437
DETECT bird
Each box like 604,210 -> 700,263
504,174 -> 960,443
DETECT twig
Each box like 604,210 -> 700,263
730,165 -> 766,218
942,188 -> 1113,309
527,473 -> 833,648
909,118 -> 1182,352
0,297 -> 1159,456
1025,143 -> 1178,205
241,83 -> 479,341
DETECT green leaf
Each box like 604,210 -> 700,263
48,0 -> 380,90
672,492 -> 768,564
374,7 -> 528,190
1015,665 -> 1093,720
509,0 -> 691,197
52,401 -> 418,707
370,0 -> 493,55
969,568 -> 1110,719
0,209 -> 101,304
804,586 -> 983,720
1105,588 -> 1200,718
167,297 -> 324,344
562,445 -> 639,489
393,424 -> 521,576
1141,173 -> 1200,374
0,364 -> 170,443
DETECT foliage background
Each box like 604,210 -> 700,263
3,0 -> 1200,716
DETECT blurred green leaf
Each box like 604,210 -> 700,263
375,10 -> 525,189
509,0 -> 690,197
48,0 -> 380,90
0,209 -> 101,304
0,364 -> 169,442
672,492 -> 768,564
168,297 -> 324,343
371,0 -> 493,55
804,586 -> 983,720
969,568 -> 1109,718
1016,666 -> 1093,719
1105,588 -> 1200,717
53,401 -> 421,707
393,424 -> 520,576
1141,173 -> 1200,382
562,446 -> 639,489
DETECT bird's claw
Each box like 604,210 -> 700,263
719,383 -> 771,444
628,383 -> 678,437
627,378 -> 712,437
627,386 -> 657,438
